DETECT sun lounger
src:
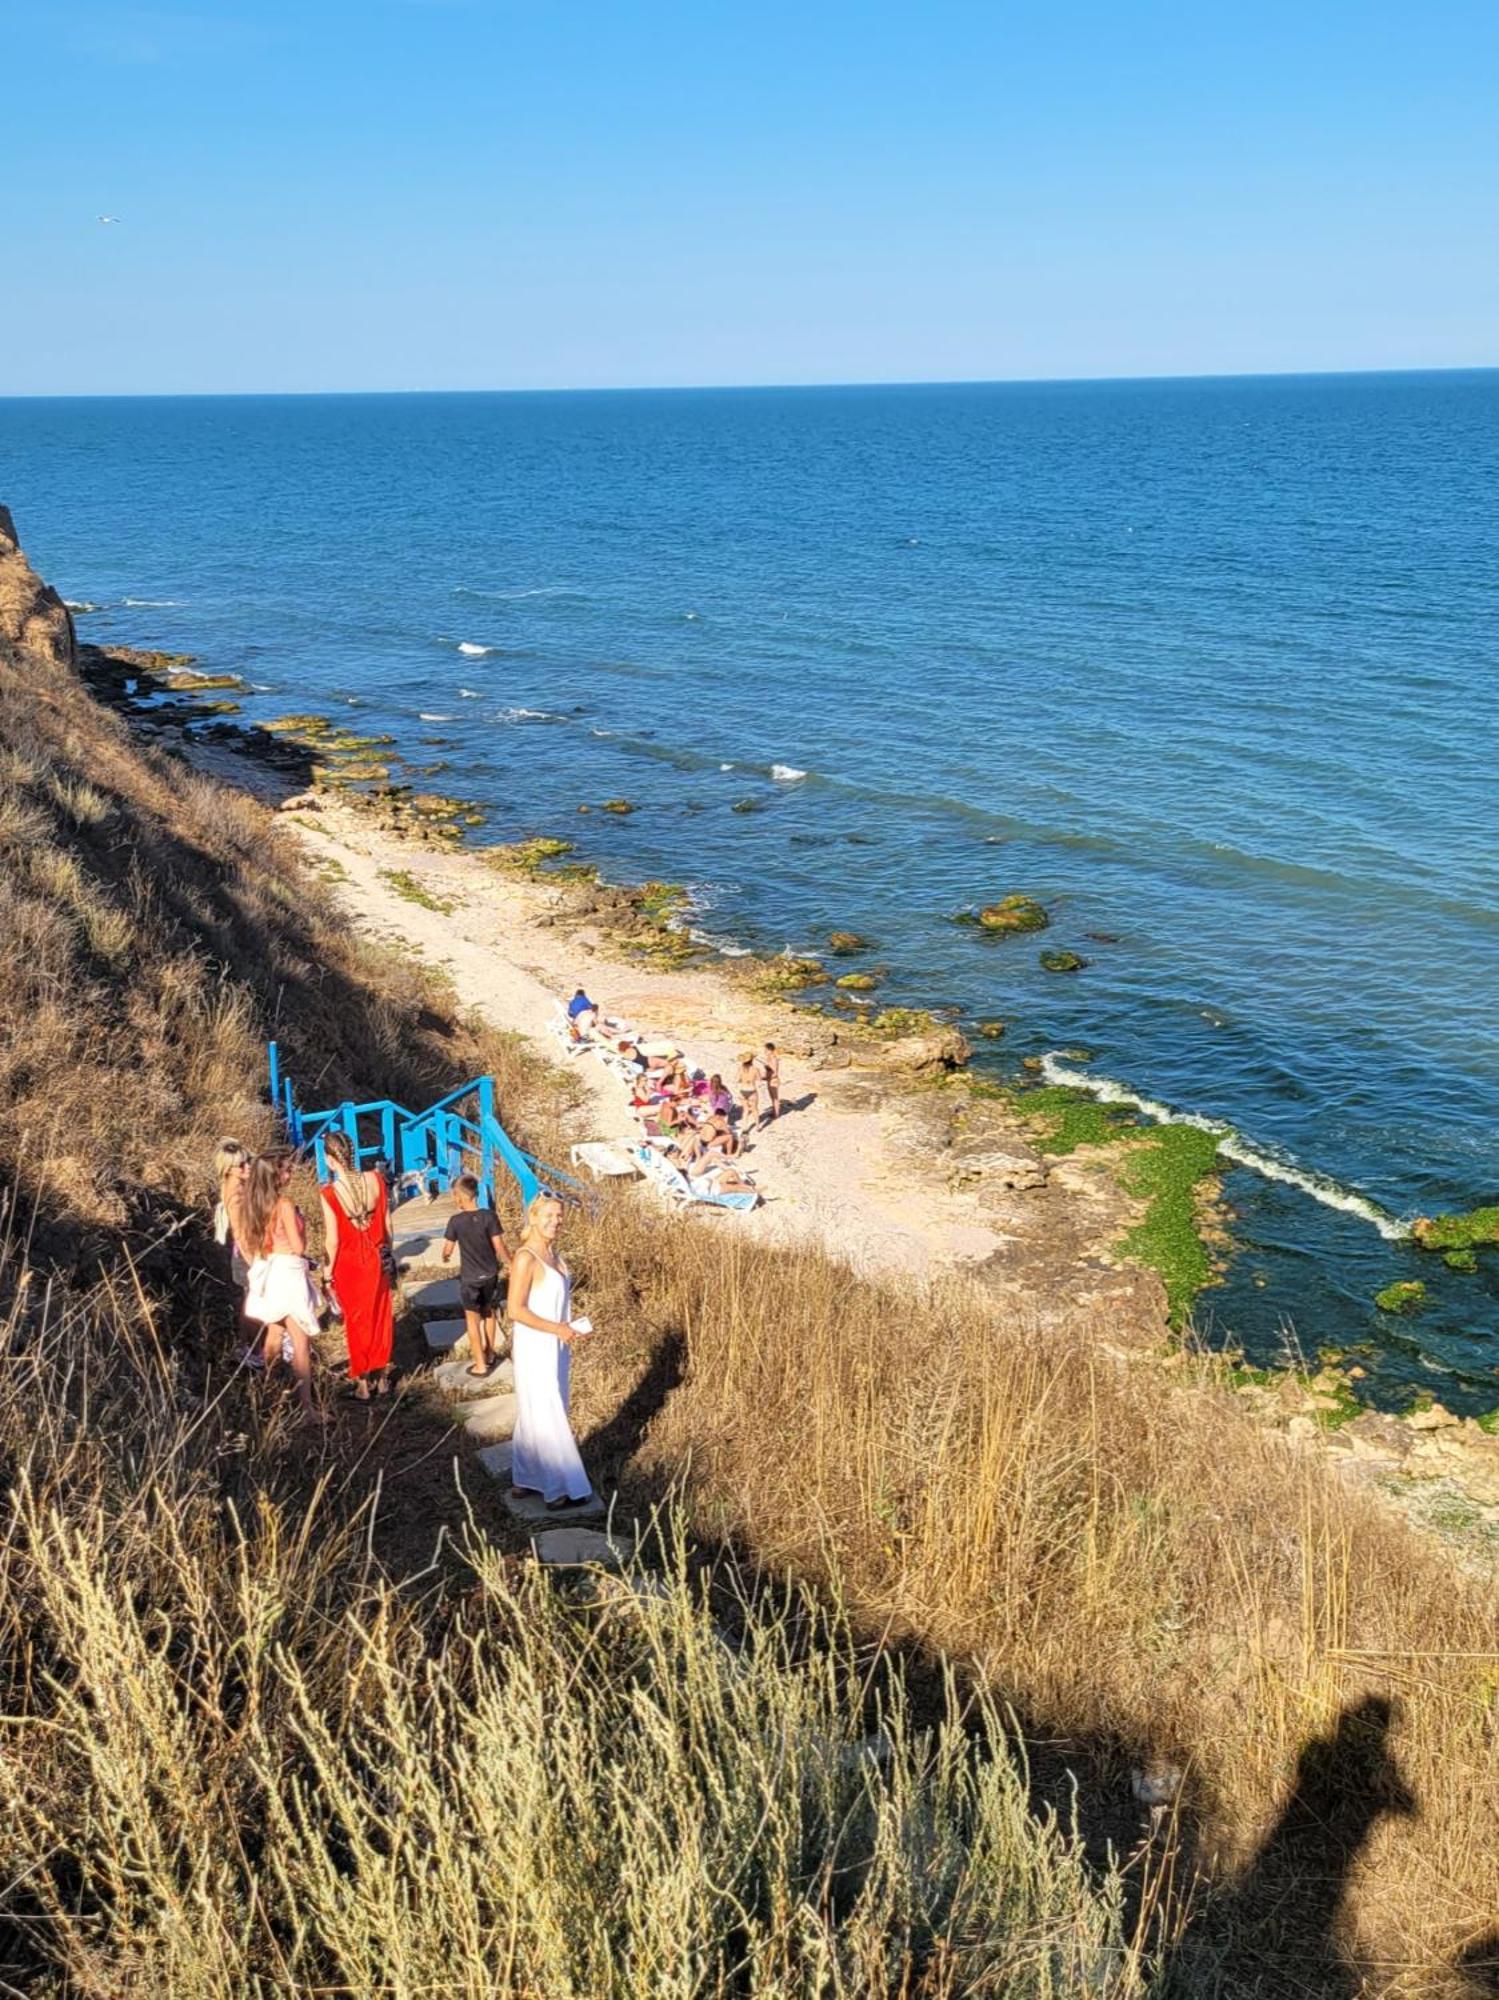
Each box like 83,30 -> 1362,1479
569,1141 -> 642,1181
632,1144 -> 759,1212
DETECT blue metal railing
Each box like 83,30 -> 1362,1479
266,1042 -> 593,1215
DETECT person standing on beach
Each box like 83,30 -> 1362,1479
758,1042 -> 782,1125
442,1174 -> 512,1378
508,1193 -> 593,1511
737,1050 -> 760,1128
319,1130 -> 394,1400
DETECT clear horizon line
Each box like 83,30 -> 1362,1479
2,362 -> 1496,402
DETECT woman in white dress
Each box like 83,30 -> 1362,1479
508,1192 -> 593,1510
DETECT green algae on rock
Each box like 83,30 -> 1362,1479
162,669 -> 248,693
827,930 -> 870,955
601,798 -> 635,814
835,971 -> 882,992
960,895 -> 1049,935
975,1019 -> 1007,1040
1410,1207 -> 1499,1253
1007,1081 -> 1221,1325
1039,949 -> 1087,974
1375,1280 -> 1428,1315
262,714 -> 333,736
1442,1247 -> 1480,1274
485,836 -> 578,875
753,954 -> 828,993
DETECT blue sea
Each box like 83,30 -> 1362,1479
5,375 -> 1498,1409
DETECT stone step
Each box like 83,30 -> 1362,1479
532,1526 -> 630,1568
432,1355 -> 513,1399
423,1317 -> 466,1352
405,1275 -> 463,1314
462,1392 -> 518,1442
473,1442 -> 606,1523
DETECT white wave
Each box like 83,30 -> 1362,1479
419,712 -> 453,722
454,583 -> 578,602
64,599 -> 105,612
689,927 -> 753,957
250,682 -> 274,692
683,610 -> 700,621
771,764 -> 808,782
719,762 -> 735,771
123,597 -> 182,607
457,641 -> 497,657
591,727 -> 616,738
1038,1055 -> 1411,1241
501,706 -> 563,723
458,687 -> 481,698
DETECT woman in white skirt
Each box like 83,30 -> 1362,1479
508,1192 -> 593,1510
237,1154 -> 330,1427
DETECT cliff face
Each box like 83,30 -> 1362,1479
0,504 -> 76,671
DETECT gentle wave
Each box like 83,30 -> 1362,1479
771,764 -> 809,782
63,599 -> 105,612
123,597 -> 182,607
458,687 -> 481,698
419,712 -> 453,722
1038,1056 -> 1411,1241
501,706 -> 566,724
457,641 -> 497,656
453,583 -> 583,602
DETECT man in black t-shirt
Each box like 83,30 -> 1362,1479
441,1175 -> 512,1378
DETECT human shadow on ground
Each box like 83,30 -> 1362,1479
1456,1935 -> 1499,1994
1157,1694 -> 1416,1997
580,1327 -> 685,1485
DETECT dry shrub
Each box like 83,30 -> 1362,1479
0,648 -> 522,1254
0,1256 -> 1146,1998
562,1205 -> 1499,1995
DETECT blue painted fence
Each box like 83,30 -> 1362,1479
267,1041 -> 591,1215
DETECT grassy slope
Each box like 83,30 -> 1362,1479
1,616 -> 1496,1995
0,630 -> 1146,1993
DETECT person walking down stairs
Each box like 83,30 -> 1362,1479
440,1173 -> 511,1380
319,1131 -> 394,1401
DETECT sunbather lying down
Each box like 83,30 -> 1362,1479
690,1160 -> 756,1196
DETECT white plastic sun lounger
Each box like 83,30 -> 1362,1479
633,1143 -> 759,1212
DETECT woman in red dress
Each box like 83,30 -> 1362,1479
319,1131 -> 395,1399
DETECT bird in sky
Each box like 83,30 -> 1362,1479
97,214 -> 121,224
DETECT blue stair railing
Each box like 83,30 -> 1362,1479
267,1042 -> 594,1215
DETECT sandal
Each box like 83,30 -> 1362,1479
464,1361 -> 494,1380
545,1494 -> 593,1512
508,1485 -> 542,1500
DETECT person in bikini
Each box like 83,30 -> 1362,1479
737,1051 -> 760,1128
758,1042 -> 782,1125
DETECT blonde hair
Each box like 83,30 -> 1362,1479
213,1137 -> 248,1186
322,1130 -> 355,1172
523,1191 -> 563,1235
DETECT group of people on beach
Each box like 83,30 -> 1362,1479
212,1135 -> 596,1510
566,985 -> 779,1195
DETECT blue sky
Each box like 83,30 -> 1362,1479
2,0 -> 1496,393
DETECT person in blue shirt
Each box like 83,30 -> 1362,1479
566,987 -> 599,1039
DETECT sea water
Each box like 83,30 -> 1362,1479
5,375 -> 1498,1407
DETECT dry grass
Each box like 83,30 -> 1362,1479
1,625 -> 1496,1994
0,1262 -> 1147,1998
0,650 -> 544,1258
560,1207 -> 1499,1996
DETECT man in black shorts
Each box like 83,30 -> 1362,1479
440,1175 -> 512,1378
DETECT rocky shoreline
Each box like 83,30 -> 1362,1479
29,590 -> 1496,1567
